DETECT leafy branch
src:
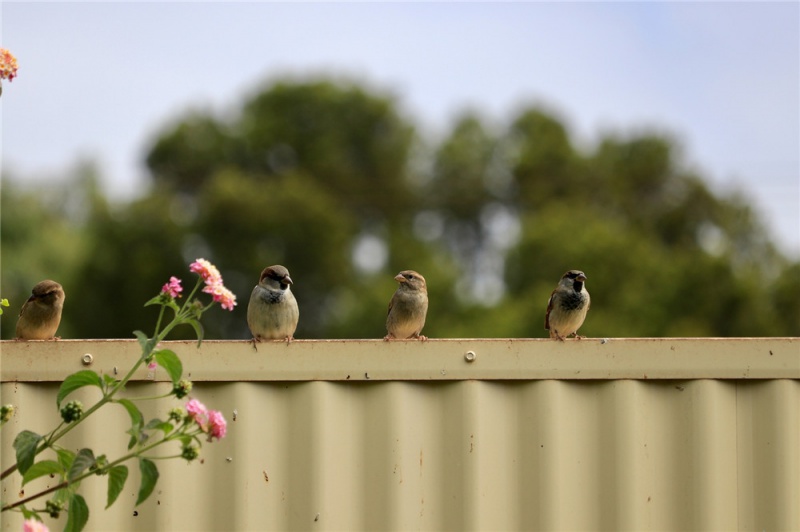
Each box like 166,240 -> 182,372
1,259 -> 236,532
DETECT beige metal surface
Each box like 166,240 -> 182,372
1,339 -> 798,531
1,338 -> 798,381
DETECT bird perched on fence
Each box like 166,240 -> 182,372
545,270 -> 590,340
247,265 -> 299,344
385,270 -> 428,341
15,280 -> 65,340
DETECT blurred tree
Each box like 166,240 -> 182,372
508,108 -> 589,209
0,165 -> 95,339
146,113 -> 233,194
2,77 -> 797,339
422,113 -> 515,305
194,167 -> 357,338
68,181 -> 189,339
147,79 -> 416,226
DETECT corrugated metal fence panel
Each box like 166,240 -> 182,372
1,339 -> 798,531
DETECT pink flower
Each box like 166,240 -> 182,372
185,399 -> 227,441
189,259 -> 221,284
185,398 -> 208,425
202,283 -> 237,311
161,276 -> 183,298
0,49 -> 18,82
190,258 -> 236,312
22,519 -> 49,532
207,410 -> 227,440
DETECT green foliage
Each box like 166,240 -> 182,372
1,76 -> 797,338
64,494 -> 89,532
105,466 -> 128,509
13,431 -> 43,475
57,371 -> 103,409
135,458 -> 159,507
153,349 -> 183,385
2,266 -> 231,530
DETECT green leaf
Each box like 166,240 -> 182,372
13,430 -> 43,475
143,294 -> 164,307
117,399 -> 144,449
136,458 -> 159,506
65,493 -> 89,532
20,507 -> 38,520
106,465 -> 129,509
54,486 -> 75,506
114,399 -> 144,449
145,418 -> 174,435
183,318 -> 204,347
133,330 -> 156,354
117,398 -> 144,427
57,448 -> 76,472
22,460 -> 63,486
57,370 -> 103,409
68,448 -> 96,482
133,329 -> 148,348
154,349 -> 183,385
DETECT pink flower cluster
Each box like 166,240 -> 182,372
185,398 -> 227,441
161,276 -> 183,298
22,519 -> 49,532
190,258 -> 237,311
0,48 -> 18,82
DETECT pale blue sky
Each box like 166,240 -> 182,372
1,2 -> 798,256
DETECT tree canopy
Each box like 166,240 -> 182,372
2,77 -> 798,339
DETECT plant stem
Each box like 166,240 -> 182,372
0,312 -> 171,480
1,431 -> 179,512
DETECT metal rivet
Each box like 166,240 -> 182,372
81,354 -> 94,366
465,351 -> 477,362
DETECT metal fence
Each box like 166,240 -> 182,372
2,338 -> 798,531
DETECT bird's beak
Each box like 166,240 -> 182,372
394,274 -> 406,283
577,273 -> 587,282
283,275 -> 293,285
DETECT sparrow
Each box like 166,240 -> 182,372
15,280 -> 65,340
247,265 -> 299,344
545,270 -> 590,340
385,270 -> 428,340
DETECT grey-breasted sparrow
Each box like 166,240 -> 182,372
15,280 -> 65,340
385,270 -> 428,340
545,270 -> 590,340
247,265 -> 299,343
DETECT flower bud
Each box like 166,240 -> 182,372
168,407 -> 184,423
60,400 -> 84,424
181,445 -> 200,462
172,379 -> 193,399
0,404 -> 14,423
46,499 -> 64,518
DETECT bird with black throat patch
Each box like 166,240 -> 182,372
247,265 -> 299,344
545,270 -> 590,340
15,280 -> 66,340
385,270 -> 428,341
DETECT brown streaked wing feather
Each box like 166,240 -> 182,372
544,290 -> 556,330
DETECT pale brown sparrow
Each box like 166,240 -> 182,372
15,280 -> 65,340
385,270 -> 428,340
545,270 -> 590,340
247,265 -> 299,343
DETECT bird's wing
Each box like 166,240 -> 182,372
544,291 -> 556,330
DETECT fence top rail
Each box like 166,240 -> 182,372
0,338 -> 797,382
